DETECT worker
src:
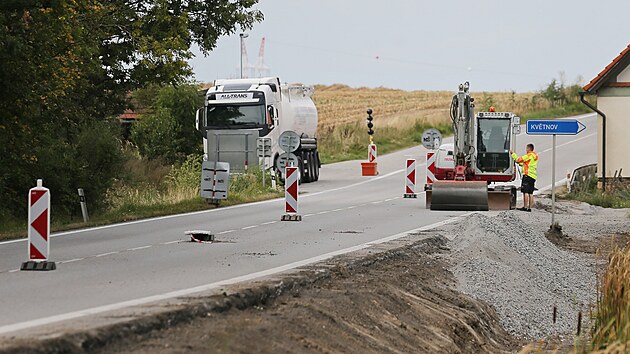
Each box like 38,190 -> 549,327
510,143 -> 538,212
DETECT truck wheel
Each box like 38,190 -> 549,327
312,150 -> 320,181
298,153 -> 306,184
306,151 -> 315,183
303,150 -> 314,183
308,150 -> 317,182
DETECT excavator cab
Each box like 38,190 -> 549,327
474,112 -> 518,175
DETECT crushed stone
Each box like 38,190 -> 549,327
447,210 -> 598,339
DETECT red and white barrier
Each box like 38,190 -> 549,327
22,179 -> 56,271
281,166 -> 301,221
368,143 -> 377,162
404,159 -> 417,198
426,152 -> 436,185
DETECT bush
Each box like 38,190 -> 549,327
131,85 -> 203,164
73,120 -> 124,211
166,154 -> 203,193
0,119 -> 123,221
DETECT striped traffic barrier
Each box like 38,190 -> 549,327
404,159 -> 417,198
21,179 -> 56,271
368,143 -> 377,162
426,152 -> 436,185
281,166 -> 301,221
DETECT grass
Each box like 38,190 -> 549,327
0,160 -> 282,241
562,178 -> 630,352
567,177 -> 630,209
585,245 -> 630,352
318,119 -> 452,164
522,102 -> 592,120
570,191 -> 630,209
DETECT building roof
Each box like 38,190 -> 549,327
119,109 -> 140,120
583,44 -> 630,93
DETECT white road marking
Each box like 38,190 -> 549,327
539,132 -> 596,153
347,206 -> 357,209
217,230 -> 236,235
331,208 -> 344,212
127,246 -> 151,251
260,221 -> 277,225
95,252 -> 118,258
535,178 -> 568,195
0,165 -> 407,246
316,211 -> 330,215
303,214 -> 315,217
242,225 -> 258,230
58,258 -> 83,264
8,269 -> 19,273
0,216 -> 467,336
384,198 -> 397,202
371,201 -> 383,204
160,240 -> 180,245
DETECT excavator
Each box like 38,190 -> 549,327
425,82 -> 521,211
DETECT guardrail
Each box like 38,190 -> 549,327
568,163 -> 597,193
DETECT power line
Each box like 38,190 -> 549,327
266,39 -> 548,80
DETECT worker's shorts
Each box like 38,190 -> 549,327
521,175 -> 536,194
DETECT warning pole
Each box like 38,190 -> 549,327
281,166 -> 301,221
368,143 -> 377,163
426,152 -> 436,185
404,159 -> 417,198
22,179 -> 56,271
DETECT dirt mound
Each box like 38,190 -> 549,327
448,212 -> 595,340
75,237 -> 517,354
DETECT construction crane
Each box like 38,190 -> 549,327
254,37 -> 271,77
425,82 -> 521,211
238,37 -> 270,78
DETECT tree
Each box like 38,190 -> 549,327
0,0 -> 263,220
132,84 -> 203,164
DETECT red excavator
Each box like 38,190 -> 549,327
425,82 -> 521,211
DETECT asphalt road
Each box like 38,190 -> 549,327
0,113 -> 598,338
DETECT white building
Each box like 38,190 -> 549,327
583,44 -> 630,185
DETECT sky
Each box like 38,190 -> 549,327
188,0 -> 630,92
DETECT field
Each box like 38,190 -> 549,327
312,84 -> 589,163
314,85 -> 530,129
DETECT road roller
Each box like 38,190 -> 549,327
425,82 -> 521,211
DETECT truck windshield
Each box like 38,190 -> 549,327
206,104 -> 265,127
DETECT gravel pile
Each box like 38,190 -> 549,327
447,211 -> 596,339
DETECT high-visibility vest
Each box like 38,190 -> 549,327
512,151 -> 538,180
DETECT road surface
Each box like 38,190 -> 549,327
0,113 -> 598,339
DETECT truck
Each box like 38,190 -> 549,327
195,77 -> 320,185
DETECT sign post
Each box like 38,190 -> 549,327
526,119 -> 586,227
256,137 -> 272,188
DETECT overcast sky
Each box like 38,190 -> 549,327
189,0 -> 629,92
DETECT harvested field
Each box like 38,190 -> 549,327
313,84 -> 541,130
